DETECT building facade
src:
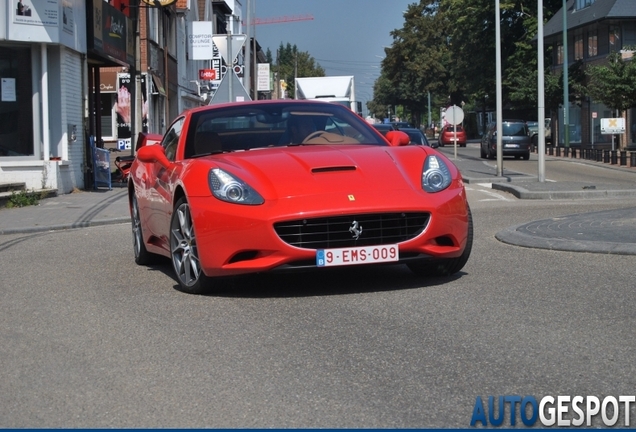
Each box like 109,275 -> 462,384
1,0 -> 254,194
543,0 -> 636,149
0,0 -> 88,193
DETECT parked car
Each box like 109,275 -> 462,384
480,119 -> 531,160
392,121 -> 413,129
128,100 -> 473,294
527,119 -> 552,147
372,123 -> 397,136
439,125 -> 467,147
526,121 -> 539,138
399,127 -> 437,148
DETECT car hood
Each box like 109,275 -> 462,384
207,145 -> 429,199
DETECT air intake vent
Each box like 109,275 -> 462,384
311,166 -> 357,173
274,212 -> 430,250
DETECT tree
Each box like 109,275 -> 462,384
585,51 -> 636,114
378,1 -> 448,126
274,43 -> 325,99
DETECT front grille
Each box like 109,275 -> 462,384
274,212 -> 430,250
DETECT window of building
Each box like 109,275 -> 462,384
588,31 -> 598,57
556,43 -> 564,65
609,26 -> 621,52
575,0 -> 594,10
574,34 -> 584,60
0,47 -> 33,158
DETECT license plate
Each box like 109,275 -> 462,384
505,143 -> 520,148
451,138 -> 458,141
316,244 -> 399,267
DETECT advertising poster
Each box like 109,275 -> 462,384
140,74 -> 148,133
116,73 -> 132,140
14,0 -> 59,26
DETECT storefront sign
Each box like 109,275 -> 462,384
140,0 -> 177,6
199,69 -> 216,80
189,21 -> 214,60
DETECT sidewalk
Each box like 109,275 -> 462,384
449,155 -> 636,200
0,186 -> 130,235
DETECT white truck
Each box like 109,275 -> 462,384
295,76 -> 362,116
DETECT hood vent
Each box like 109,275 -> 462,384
311,166 -> 357,173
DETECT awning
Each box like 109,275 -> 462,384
151,73 -> 166,96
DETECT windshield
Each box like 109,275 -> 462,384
502,123 -> 528,136
187,102 -> 385,155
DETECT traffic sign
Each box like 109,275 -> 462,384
600,118 -> 625,134
445,105 -> 464,126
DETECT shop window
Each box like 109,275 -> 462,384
609,26 -> 621,52
588,31 -> 598,57
0,47 -> 33,157
574,34 -> 584,60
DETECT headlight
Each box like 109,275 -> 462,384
422,155 -> 452,193
208,168 -> 264,205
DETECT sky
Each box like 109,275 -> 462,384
248,0 -> 417,114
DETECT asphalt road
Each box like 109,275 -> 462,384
1,193 -> 635,427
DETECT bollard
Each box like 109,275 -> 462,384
556,147 -> 561,157
611,150 -> 618,164
548,147 -> 553,155
597,149 -> 603,162
620,150 -> 627,166
604,150 -> 610,163
571,148 -> 577,158
564,147 -> 570,157
631,152 -> 636,167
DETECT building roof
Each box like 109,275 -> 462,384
543,0 -> 636,38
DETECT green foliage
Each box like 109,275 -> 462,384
5,190 -> 41,208
274,43 -> 325,98
585,51 -> 636,113
373,0 -> 566,119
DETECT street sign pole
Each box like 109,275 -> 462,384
445,105 -> 464,160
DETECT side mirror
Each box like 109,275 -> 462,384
136,132 -> 163,151
137,144 -> 171,169
385,130 -> 410,147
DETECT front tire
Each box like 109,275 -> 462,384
131,194 -> 153,265
170,197 -> 212,294
407,206 -> 473,277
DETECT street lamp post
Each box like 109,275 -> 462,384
563,0 -> 570,148
495,0 -> 503,176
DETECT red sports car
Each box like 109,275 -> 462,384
439,125 -> 467,147
128,100 -> 473,294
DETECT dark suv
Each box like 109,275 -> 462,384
480,120 -> 531,160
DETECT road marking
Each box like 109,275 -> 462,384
465,186 -> 513,201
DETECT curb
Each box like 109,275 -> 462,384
495,223 -> 636,255
0,217 -> 131,235
491,183 -> 636,200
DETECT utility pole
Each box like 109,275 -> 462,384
244,0 -> 252,98
538,0 -> 546,182
563,0 -> 570,148
495,0 -> 503,176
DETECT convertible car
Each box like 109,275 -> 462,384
128,100 -> 472,294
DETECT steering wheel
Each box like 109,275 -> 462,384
302,130 -> 329,143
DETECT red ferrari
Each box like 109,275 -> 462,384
128,100 -> 472,294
